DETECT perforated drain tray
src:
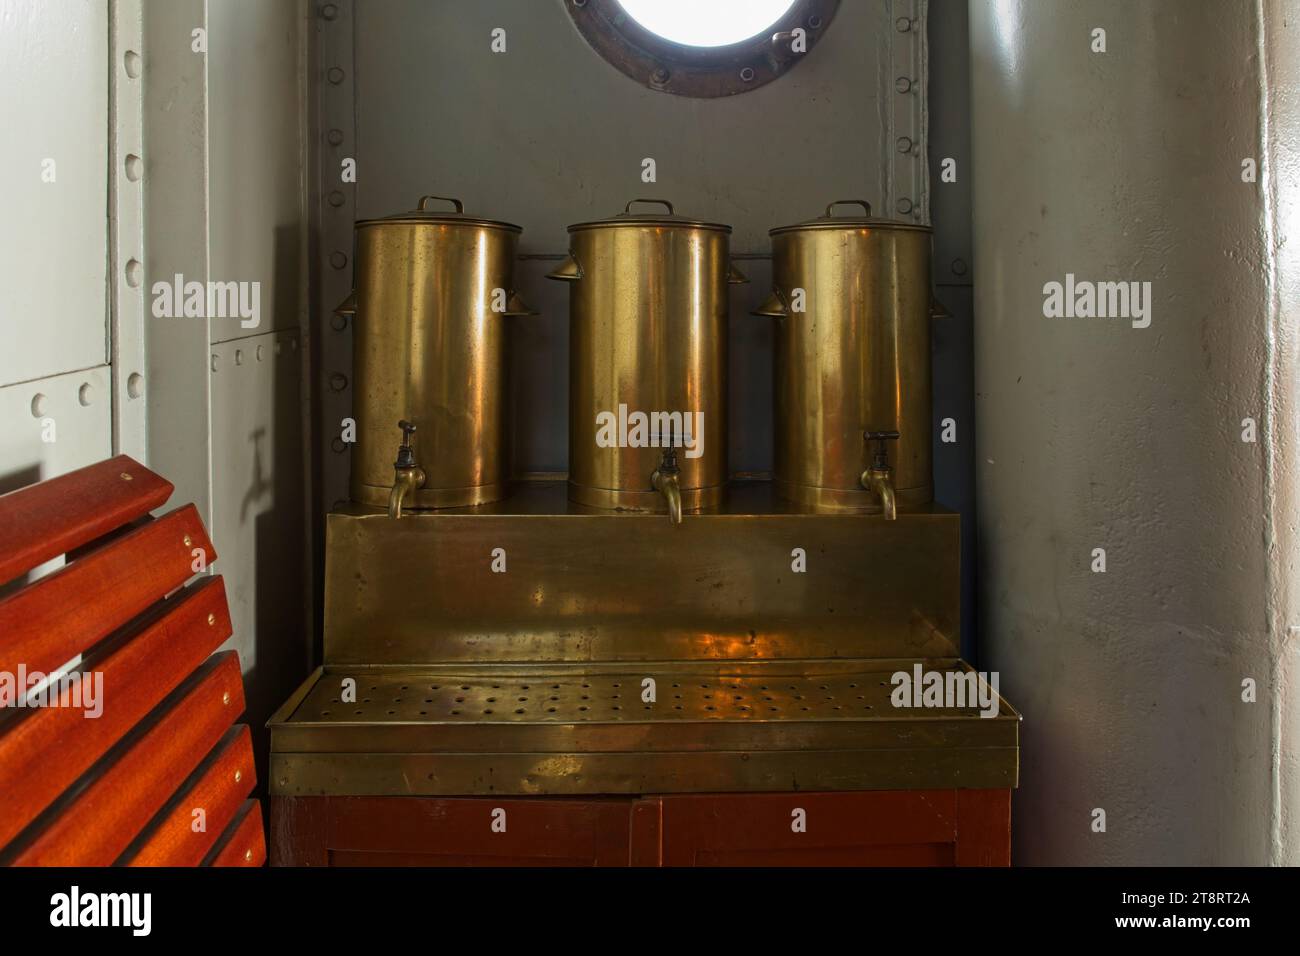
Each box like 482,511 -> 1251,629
268,659 -> 1019,796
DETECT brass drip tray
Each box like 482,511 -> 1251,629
269,659 -> 1019,796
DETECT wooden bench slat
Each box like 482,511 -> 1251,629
121,725 -> 255,867
0,456 -> 172,585
0,505 -> 216,681
0,577 -> 233,850
7,652 -> 245,866
206,799 -> 266,867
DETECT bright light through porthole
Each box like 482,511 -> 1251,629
616,0 -> 800,48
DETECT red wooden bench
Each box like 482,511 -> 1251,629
0,455 -> 265,866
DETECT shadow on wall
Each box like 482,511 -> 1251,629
227,223 -> 310,797
0,465 -> 42,497
0,466 -> 43,599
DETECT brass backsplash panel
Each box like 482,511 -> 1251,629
323,481 -> 959,664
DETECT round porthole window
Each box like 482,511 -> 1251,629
616,0 -> 800,48
567,0 -> 839,98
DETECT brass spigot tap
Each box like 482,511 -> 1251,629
388,420 -> 426,519
651,429 -> 683,527
860,430 -> 900,520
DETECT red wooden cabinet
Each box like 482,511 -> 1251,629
272,789 -> 1010,867
273,795 -> 634,867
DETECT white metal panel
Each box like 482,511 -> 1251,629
0,365 -> 112,594
208,329 -> 309,727
138,0 -> 313,751
0,0 -> 110,387
207,0 -> 307,344
142,0 -> 212,526
0,366 -> 113,494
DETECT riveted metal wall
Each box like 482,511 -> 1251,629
111,0 -> 148,461
310,0 -> 935,492
312,0 -> 357,521
970,0 -> 1299,864
141,0 -> 314,778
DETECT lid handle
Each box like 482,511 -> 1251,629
624,198 -> 675,216
825,199 -> 872,218
417,195 -> 465,214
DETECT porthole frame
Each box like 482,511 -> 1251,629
566,0 -> 840,99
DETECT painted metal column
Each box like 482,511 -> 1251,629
969,0 -> 1299,864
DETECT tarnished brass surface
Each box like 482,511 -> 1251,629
349,196 -> 528,510
268,659 -> 1019,795
276,478 -> 1019,798
759,202 -> 935,513
322,480 -> 960,664
549,200 -> 740,514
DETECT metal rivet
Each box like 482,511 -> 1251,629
327,66 -> 345,84
320,3 -> 339,20
897,197 -> 914,215
211,354 -> 219,372
573,0 -> 587,7
651,67 -> 669,85
329,251 -> 348,270
807,14 -> 823,28
244,848 -> 253,862
952,258 -> 969,276
330,313 -> 348,331
207,613 -> 216,625
331,437 -> 347,453
328,190 -> 345,208
30,393 -> 46,418
896,16 -> 912,32
127,372 -> 144,399
222,691 -> 231,705
275,340 -> 284,355
895,76 -> 912,93
124,50 -> 141,79
739,67 -> 755,82
120,472 -> 133,481
234,769 -> 243,783
896,136 -> 913,153
327,128 -> 344,146
329,372 -> 348,392
125,258 -> 142,288
235,349 -> 244,366
184,534 -> 193,547
256,345 -> 265,361
78,383 -> 93,406
125,154 -> 143,182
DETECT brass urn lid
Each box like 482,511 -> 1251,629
357,194 -> 522,233
770,199 -> 933,236
568,199 -> 731,233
